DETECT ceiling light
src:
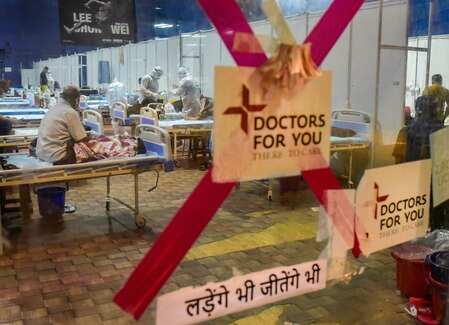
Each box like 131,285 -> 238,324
154,23 -> 174,29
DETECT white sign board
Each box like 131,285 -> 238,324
213,66 -> 331,183
156,260 -> 327,325
356,160 -> 432,255
431,127 -> 449,207
4,67 -> 12,73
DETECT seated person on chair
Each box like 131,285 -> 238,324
36,86 -> 89,165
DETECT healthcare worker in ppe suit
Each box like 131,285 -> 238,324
129,66 -> 164,115
171,67 -> 201,119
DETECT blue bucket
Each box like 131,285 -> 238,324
37,186 -> 66,218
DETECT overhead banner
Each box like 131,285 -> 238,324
156,260 -> 326,325
59,0 -> 136,46
213,66 -> 331,183
356,160 -> 432,255
431,127 -> 449,207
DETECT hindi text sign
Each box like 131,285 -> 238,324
156,260 -> 326,325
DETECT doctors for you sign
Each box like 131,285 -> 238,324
356,160 -> 432,255
213,66 -> 332,183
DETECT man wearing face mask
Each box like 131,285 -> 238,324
128,66 -> 164,115
37,86 -> 88,165
171,67 -> 201,119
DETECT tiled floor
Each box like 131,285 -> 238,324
0,168 -> 414,324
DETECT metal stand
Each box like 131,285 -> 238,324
105,173 -> 147,229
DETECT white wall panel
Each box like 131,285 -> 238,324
145,41 -> 157,79
168,37 -> 181,89
309,13 -> 349,111
201,30 -> 221,97
378,50 -> 407,144
86,49 -> 98,88
351,6 -> 379,116
181,34 -> 201,88
378,1 -> 408,144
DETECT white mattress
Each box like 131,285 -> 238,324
0,108 -> 47,114
11,114 -> 44,121
11,128 -> 39,137
330,135 -> 369,145
158,119 -> 213,130
1,153 -> 161,173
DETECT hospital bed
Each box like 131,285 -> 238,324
0,98 -> 31,108
0,108 -> 46,115
0,124 -> 173,254
80,96 -> 111,125
131,106 -> 159,126
0,96 -> 24,101
0,109 -> 105,151
131,105 -> 213,160
112,101 -> 133,126
80,96 -> 109,110
0,128 -> 38,150
82,110 -> 104,135
330,109 -> 372,187
0,108 -> 47,128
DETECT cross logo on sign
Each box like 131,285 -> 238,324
374,182 -> 389,220
224,85 -> 266,134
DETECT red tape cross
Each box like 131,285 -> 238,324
114,0 -> 364,320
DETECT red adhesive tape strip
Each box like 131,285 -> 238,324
198,0 -> 268,67
114,0 -> 364,319
305,0 -> 364,67
114,170 -> 235,319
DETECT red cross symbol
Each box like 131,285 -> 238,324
224,85 -> 266,134
114,0 -> 365,319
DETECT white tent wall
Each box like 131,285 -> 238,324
110,47 -> 122,85
377,1 -> 408,146
21,69 -> 34,88
117,47 -> 127,89
405,37 -> 428,110
145,41 -> 157,81
181,33 -> 201,90
348,7 -> 378,116
155,39 -> 170,92
86,50 -> 99,89
70,55 -> 80,88
201,30 -> 221,97
168,37 -> 181,90
125,43 -> 137,91
427,36 -> 449,86
134,42 -> 148,88
25,0 -> 408,153
309,12 -> 351,114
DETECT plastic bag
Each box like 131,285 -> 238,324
414,229 -> 449,251
106,78 -> 127,106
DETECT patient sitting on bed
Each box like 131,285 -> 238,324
36,86 -> 89,165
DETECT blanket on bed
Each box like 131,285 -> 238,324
74,135 -> 137,163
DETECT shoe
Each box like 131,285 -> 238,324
64,203 -> 76,214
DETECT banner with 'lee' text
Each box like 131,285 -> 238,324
59,0 -> 136,46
